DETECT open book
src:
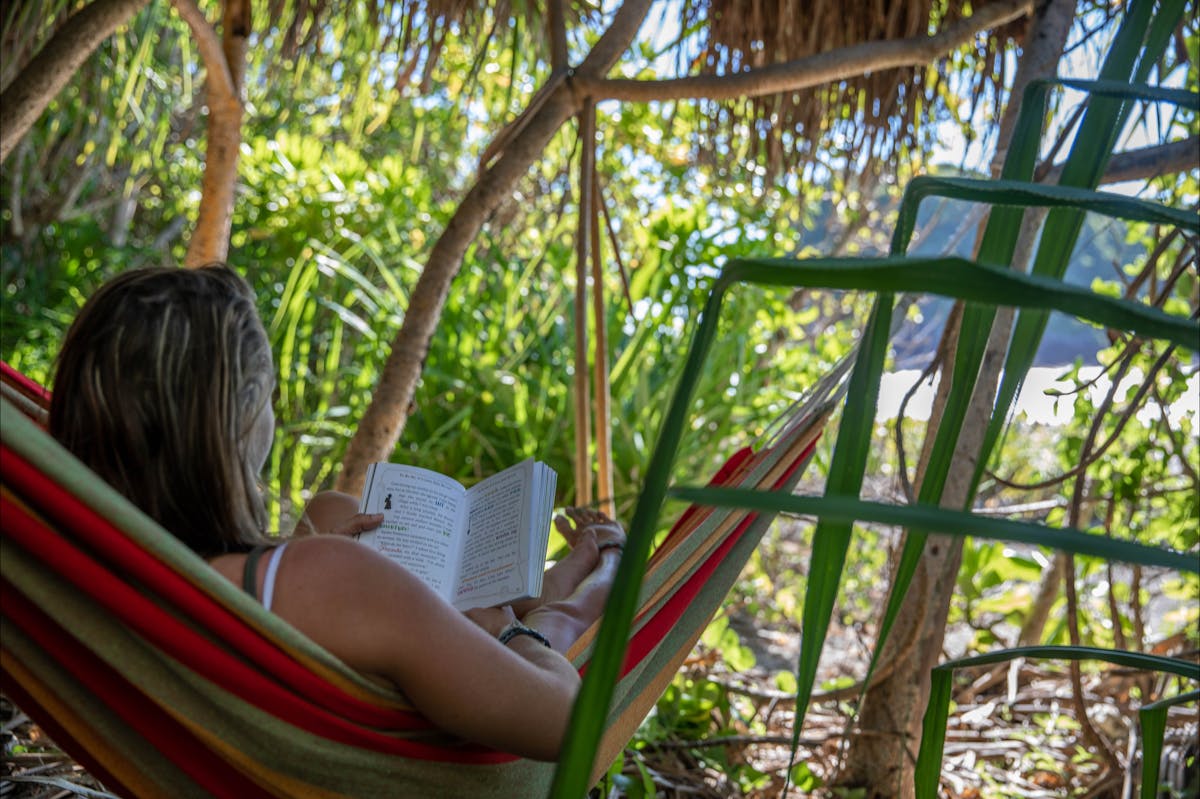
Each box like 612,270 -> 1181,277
356,458 -> 557,611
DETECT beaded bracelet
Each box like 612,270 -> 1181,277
498,621 -> 552,648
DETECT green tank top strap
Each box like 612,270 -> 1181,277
241,544 -> 274,598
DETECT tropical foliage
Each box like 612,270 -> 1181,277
2,0 -> 1197,796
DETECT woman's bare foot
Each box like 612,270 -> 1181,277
554,507 -> 626,552
509,508 -> 626,617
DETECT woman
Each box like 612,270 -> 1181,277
49,264 -> 623,761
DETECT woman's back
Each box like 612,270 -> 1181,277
48,265 -> 622,760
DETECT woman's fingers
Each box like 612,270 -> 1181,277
330,513 -> 384,537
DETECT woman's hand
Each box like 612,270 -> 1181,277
294,491 -> 382,537
325,512 -> 384,538
462,604 -> 517,638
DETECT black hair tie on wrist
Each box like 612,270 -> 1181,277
498,621 -> 552,648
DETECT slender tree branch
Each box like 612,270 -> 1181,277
589,117 -> 616,520
169,0 -> 236,104
894,349 -> 946,504
1042,136 -> 1200,186
0,0 -> 151,165
1065,458 -> 1121,774
1065,553 -> 1121,773
990,342 -> 1177,491
578,0 -> 1032,103
176,0 -> 249,266
548,0 -> 568,71
1123,229 -> 1181,302
597,175 -> 634,314
574,101 -> 595,507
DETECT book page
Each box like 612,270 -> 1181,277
454,459 -> 534,610
358,464 -> 466,600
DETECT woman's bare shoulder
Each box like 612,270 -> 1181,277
278,534 -> 429,597
268,535 -> 452,680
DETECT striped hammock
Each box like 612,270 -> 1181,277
0,361 -> 835,797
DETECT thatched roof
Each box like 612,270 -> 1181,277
678,0 -> 1033,178
3,0 -> 1055,180
256,0 -> 1038,178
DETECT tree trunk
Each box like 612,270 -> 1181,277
0,0 -> 151,165
334,0 -> 655,494
177,0 -> 249,266
834,1 -> 1075,795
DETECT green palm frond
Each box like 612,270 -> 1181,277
550,0 -> 1195,795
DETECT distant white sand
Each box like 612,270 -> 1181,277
877,366 -> 1200,426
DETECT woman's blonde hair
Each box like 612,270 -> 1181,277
50,265 -> 274,555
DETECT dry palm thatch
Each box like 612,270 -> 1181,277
677,0 -> 1038,180
264,0 -> 597,93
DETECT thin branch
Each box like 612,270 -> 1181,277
893,357 -> 939,504
1033,102 -> 1089,182
578,0 -> 1032,103
0,0 -> 151,165
590,122 -> 615,520
1151,383 -> 1200,484
548,0 -> 568,71
1123,229 -> 1182,302
1065,556 -> 1121,772
596,174 -> 634,315
1041,136 -> 1200,186
168,0 -> 236,105
989,342 -> 1177,491
573,101 -> 595,507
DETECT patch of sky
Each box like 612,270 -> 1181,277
878,367 -> 1199,427
933,6 -> 1194,188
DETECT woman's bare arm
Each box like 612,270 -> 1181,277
293,490 -> 382,537
267,535 -> 581,760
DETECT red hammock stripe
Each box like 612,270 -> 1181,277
619,440 -> 816,675
2,585 -> 276,797
0,361 -> 50,405
0,444 -> 432,729
658,447 -> 755,550
2,493 -> 518,763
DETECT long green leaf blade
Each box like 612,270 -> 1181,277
1139,690 -> 1199,799
666,487 -> 1199,573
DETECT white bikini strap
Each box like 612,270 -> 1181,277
261,542 -> 289,612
